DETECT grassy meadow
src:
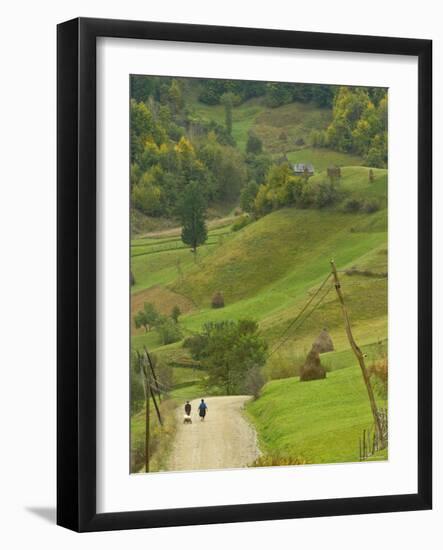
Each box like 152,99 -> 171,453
130,78 -> 388,472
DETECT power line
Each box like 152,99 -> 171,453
266,274 -> 332,359
268,282 -> 333,359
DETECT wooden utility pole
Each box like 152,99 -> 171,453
330,260 -> 384,444
145,346 -> 161,402
137,350 -> 151,473
135,348 -> 165,473
144,374 -> 150,473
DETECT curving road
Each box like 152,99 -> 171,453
167,396 -> 260,472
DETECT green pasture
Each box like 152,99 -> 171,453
247,365 -> 387,464
287,148 -> 364,173
190,98 -> 332,153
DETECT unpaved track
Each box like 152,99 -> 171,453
167,396 -> 259,472
139,215 -> 235,239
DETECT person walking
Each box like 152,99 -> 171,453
184,401 -> 191,416
198,398 -> 208,421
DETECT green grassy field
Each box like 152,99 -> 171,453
287,148 -> 364,173
190,97 -> 335,154
246,365 -> 387,464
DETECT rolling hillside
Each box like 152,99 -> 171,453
132,165 -> 387,348
130,87 -> 388,468
131,162 -> 388,464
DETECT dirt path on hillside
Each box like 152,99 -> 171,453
167,396 -> 260,472
139,215 -> 236,239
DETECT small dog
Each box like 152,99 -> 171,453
183,414 -> 192,424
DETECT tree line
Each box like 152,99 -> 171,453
130,77 -> 387,227
311,87 -> 388,168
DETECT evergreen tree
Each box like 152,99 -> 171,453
221,92 -> 235,135
171,305 -> 181,323
179,182 -> 208,256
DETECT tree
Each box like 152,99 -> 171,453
198,137 -> 246,202
179,181 -> 208,257
131,170 -> 162,216
134,302 -> 160,332
246,153 -> 272,185
240,181 -> 259,213
246,133 -> 263,155
168,79 -> 184,113
171,305 -> 181,323
130,100 -> 154,162
254,164 -> 301,215
265,82 -> 293,107
157,318 -> 182,345
190,320 -> 267,395
220,92 -> 236,135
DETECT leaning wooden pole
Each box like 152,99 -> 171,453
144,346 -> 161,402
330,260 -> 384,444
144,370 -> 150,473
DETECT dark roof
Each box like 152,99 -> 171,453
293,163 -> 314,173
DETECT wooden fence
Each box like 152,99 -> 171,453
359,408 -> 388,461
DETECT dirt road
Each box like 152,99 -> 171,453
139,215 -> 235,239
167,396 -> 260,472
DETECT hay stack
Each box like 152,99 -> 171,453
312,328 -> 334,353
300,347 -> 326,382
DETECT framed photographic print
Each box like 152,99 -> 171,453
57,17 -> 432,532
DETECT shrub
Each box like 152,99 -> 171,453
310,129 -> 327,147
211,291 -> 225,308
369,355 -> 388,399
171,305 -> 181,323
250,454 -> 308,467
157,318 -> 182,345
362,199 -> 380,213
342,198 -> 380,214
295,137 -> 305,146
156,362 -> 174,390
240,181 -> 259,213
231,214 -> 252,232
315,181 -> 338,208
342,198 -> 362,213
182,333 -> 207,358
298,180 -> 338,209
243,366 -> 265,399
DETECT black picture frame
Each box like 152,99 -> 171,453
57,17 -> 432,532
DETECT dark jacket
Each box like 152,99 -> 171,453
185,403 -> 191,415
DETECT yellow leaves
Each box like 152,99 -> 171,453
175,136 -> 195,155
143,137 -> 159,154
159,142 -> 170,154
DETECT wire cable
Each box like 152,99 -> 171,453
266,275 -> 333,359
